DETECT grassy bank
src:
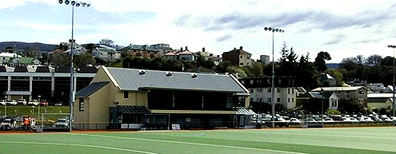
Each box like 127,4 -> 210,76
0,106 -> 69,119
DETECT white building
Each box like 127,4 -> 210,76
239,77 -> 296,109
91,45 -> 121,62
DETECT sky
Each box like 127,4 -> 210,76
1,0 -> 396,63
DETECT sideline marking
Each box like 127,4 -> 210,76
0,141 -> 157,154
225,129 -> 396,140
73,133 -> 307,154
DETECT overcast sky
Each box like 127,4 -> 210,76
1,0 -> 396,63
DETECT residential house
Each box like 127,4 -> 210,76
121,44 -> 162,58
195,47 -> 222,65
91,45 -> 120,62
368,83 -> 386,93
239,76 -> 296,109
308,91 -> 340,110
163,46 -> 196,62
163,52 -> 178,60
9,57 -> 41,67
62,42 -> 87,56
74,66 -> 250,130
150,43 -> 173,55
222,46 -> 252,67
311,86 -> 369,107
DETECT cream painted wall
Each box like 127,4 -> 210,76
368,100 -> 392,112
74,84 -> 110,129
113,91 -> 147,107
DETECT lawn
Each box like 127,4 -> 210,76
0,106 -> 69,119
1,127 -> 396,154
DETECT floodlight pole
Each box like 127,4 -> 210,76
38,95 -> 41,121
321,88 -> 324,128
4,96 -> 7,116
59,0 -> 90,132
264,27 -> 284,127
389,45 -> 396,116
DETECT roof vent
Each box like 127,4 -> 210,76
138,70 -> 145,75
166,72 -> 172,77
191,73 -> 198,78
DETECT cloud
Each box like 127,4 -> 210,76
353,39 -> 379,44
216,34 -> 233,42
324,34 -> 346,45
174,3 -> 396,33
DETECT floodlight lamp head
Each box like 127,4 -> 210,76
87,4 -> 90,7
82,3 -> 86,7
264,27 -> 268,31
65,0 -> 69,5
71,1 -> 75,6
268,27 -> 272,31
59,0 -> 63,4
76,3 -> 80,7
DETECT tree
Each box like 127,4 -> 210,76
56,43 -> 68,51
365,54 -> 382,66
314,51 -> 331,72
226,66 -> 247,78
380,56 -> 395,66
296,54 -> 319,90
50,53 -> 69,67
74,53 -> 96,67
84,43 -> 95,53
24,46 -> 38,58
326,69 -> 344,86
215,61 -> 232,73
278,43 -> 298,76
248,61 -> 264,77
99,39 -> 114,47
355,55 -> 365,65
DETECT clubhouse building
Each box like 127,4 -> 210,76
74,66 -> 251,130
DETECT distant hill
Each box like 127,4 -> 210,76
326,63 -> 340,69
0,41 -> 57,52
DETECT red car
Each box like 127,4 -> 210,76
40,101 -> 48,106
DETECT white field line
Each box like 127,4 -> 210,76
73,133 -> 308,154
0,140 -> 157,154
223,129 -> 396,140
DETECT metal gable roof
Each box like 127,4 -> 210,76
76,81 -> 109,97
117,106 -> 151,114
106,67 -> 248,93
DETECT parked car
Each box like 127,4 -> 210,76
28,100 -> 39,106
305,118 -> 318,125
274,116 -> 289,127
368,115 -> 382,122
54,118 -> 69,128
54,102 -> 63,106
380,115 -> 393,122
17,99 -> 27,105
1,118 -> 15,130
323,117 -> 334,123
342,117 -> 359,123
0,100 -> 5,106
6,100 -> 17,106
40,101 -> 49,106
357,116 -> 372,123
288,118 -> 301,125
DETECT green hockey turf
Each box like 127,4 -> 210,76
1,127 -> 396,154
